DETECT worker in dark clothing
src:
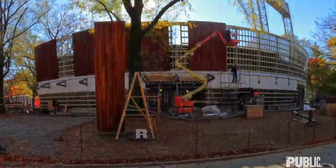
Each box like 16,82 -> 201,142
226,29 -> 232,42
52,98 -> 59,113
231,64 -> 238,83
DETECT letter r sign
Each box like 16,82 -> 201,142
136,129 -> 148,139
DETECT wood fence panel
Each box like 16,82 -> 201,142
94,21 -> 126,132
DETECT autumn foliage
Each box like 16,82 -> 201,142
308,57 -> 324,66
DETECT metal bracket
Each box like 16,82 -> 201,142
40,83 -> 50,89
56,80 -> 66,87
79,78 -> 88,86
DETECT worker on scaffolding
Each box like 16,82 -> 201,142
231,64 -> 238,83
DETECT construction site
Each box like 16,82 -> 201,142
36,0 -> 306,115
2,0 -> 336,166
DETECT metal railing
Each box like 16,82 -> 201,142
227,25 -> 308,80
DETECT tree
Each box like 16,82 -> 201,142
310,43 -> 324,58
0,0 -> 49,112
73,0 -> 191,107
306,43 -> 336,100
74,0 -> 191,77
4,72 -> 32,102
39,1 -> 90,40
315,2 -> 336,62
12,31 -> 38,87
11,30 -> 41,109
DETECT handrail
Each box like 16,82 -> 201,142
227,25 -> 309,59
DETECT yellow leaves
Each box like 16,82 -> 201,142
89,21 -> 196,35
78,2 -> 85,9
326,36 -> 336,57
187,22 -> 196,29
89,28 -> 95,34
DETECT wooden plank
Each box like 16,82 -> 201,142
35,40 -> 58,82
116,72 -> 138,140
73,30 -> 95,76
47,40 -> 58,80
94,21 -> 126,132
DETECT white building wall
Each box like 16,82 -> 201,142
38,75 -> 95,95
38,71 -> 305,95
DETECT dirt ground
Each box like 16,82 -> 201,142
0,114 -> 95,157
55,112 -> 336,162
0,112 -> 335,164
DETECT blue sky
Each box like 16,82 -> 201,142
186,0 -> 335,40
58,0 -> 334,41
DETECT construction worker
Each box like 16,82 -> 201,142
231,64 -> 238,83
226,29 -> 232,42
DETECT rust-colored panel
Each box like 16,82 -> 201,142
188,21 -> 227,71
35,39 -> 58,82
141,28 -> 170,71
35,43 -> 45,82
124,28 -> 169,71
125,32 -> 130,71
47,40 -> 58,80
94,21 -> 126,132
73,30 -> 95,76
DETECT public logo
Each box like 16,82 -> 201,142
286,156 -> 334,167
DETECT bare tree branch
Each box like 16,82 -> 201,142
5,7 -> 49,44
7,7 -> 29,43
3,56 -> 10,77
110,11 -> 121,21
141,0 -> 180,36
6,0 -> 29,22
95,0 -> 114,21
41,21 -> 56,39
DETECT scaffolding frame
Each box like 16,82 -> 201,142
57,35 -> 75,78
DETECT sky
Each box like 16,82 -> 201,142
58,0 -> 335,41
186,0 -> 335,40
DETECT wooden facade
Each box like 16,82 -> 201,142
35,40 -> 58,82
125,27 -> 170,71
188,21 -> 228,71
94,22 -> 126,132
73,30 -> 95,76
35,22 -> 230,83
141,27 -> 170,71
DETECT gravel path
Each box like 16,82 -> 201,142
0,115 -> 95,157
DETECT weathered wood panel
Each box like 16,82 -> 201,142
94,21 -> 126,132
141,28 -> 170,71
73,30 -> 95,76
124,28 -> 170,71
35,40 -> 58,82
188,21 -> 227,71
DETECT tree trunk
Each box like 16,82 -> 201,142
128,17 -> 144,109
0,48 -> 5,113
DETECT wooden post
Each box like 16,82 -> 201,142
115,72 -> 138,140
137,73 -> 155,139
95,21 -> 126,132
